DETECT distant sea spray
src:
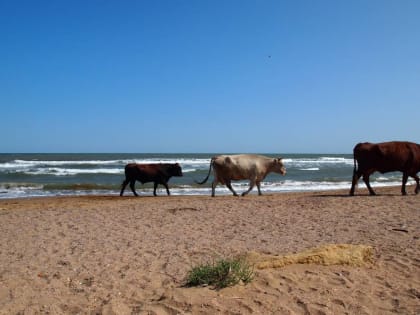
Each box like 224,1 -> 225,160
0,153 -> 412,199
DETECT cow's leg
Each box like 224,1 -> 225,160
412,174 -> 420,194
362,173 -> 376,196
120,179 -> 129,196
256,181 -> 262,196
401,173 -> 409,195
211,180 -> 218,197
350,171 -> 362,196
129,180 -> 139,196
242,179 -> 256,196
225,181 -> 239,197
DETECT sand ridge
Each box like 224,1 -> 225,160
246,244 -> 375,269
0,187 -> 419,314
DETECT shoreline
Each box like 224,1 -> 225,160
0,186 -> 419,314
0,182 -> 417,201
2,152 -> 415,201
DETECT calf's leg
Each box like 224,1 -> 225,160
162,182 -> 171,196
153,182 -> 158,196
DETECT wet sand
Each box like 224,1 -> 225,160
0,187 -> 419,314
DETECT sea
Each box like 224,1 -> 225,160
0,153 -> 411,199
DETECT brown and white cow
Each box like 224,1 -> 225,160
120,163 -> 183,196
349,141 -> 420,196
196,154 -> 286,197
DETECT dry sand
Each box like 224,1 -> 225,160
0,187 -> 419,314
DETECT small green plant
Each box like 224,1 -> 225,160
185,256 -> 254,289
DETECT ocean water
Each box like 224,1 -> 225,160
0,153 -> 411,199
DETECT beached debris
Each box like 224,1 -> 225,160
246,244 -> 375,269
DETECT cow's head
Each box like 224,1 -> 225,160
273,158 -> 286,175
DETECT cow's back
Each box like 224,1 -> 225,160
213,154 -> 269,180
354,141 -> 420,173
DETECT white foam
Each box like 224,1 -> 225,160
11,159 -> 124,166
23,168 -> 122,176
283,157 -> 353,168
181,168 -> 197,173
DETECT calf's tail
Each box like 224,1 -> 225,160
195,158 -> 214,185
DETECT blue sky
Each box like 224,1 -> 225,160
1,0 -> 419,153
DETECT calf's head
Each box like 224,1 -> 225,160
169,163 -> 183,177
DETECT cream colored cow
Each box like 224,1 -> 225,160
196,154 -> 286,196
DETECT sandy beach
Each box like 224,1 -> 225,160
0,187 -> 419,314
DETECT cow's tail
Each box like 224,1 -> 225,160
195,158 -> 214,185
352,149 -> 359,189
353,156 -> 358,176
352,144 -> 360,176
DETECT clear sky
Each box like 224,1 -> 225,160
1,0 -> 419,153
